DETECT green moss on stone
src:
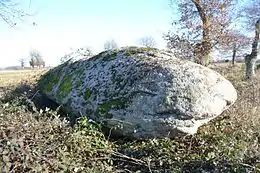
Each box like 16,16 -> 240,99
124,46 -> 158,56
84,88 -> 92,100
40,68 -> 62,93
89,52 -> 106,61
57,74 -> 73,98
76,80 -> 82,89
163,96 -> 172,106
95,98 -> 128,119
74,67 -> 86,90
44,75 -> 59,92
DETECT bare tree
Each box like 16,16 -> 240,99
138,36 -> 157,48
29,49 -> 45,69
0,0 -> 34,27
18,58 -> 25,69
103,39 -> 118,51
61,47 -> 93,63
218,30 -> 251,66
29,57 -> 36,69
35,56 -> 45,68
166,0 -> 237,66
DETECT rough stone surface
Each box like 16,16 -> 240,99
38,46 -> 237,139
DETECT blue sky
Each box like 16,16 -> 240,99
0,0 -> 173,67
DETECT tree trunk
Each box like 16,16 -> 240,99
245,54 -> 256,78
232,43 -> 237,66
192,0 -> 212,66
201,40 -> 212,66
194,40 -> 212,66
245,18 -> 260,79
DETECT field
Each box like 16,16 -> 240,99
1,63 -> 260,172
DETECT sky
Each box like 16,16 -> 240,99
0,0 -> 173,67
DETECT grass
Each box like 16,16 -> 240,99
1,63 -> 260,172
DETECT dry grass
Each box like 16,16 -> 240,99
1,65 -> 260,172
0,70 -> 46,87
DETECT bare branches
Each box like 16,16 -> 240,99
29,49 -> 45,69
217,30 -> 251,60
104,39 -> 119,51
138,36 -> 157,48
18,58 -> 25,69
0,0 -> 32,27
164,32 -> 195,60
240,0 -> 260,30
60,47 -> 93,63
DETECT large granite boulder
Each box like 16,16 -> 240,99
38,47 -> 237,139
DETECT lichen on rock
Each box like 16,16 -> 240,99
38,46 -> 237,139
